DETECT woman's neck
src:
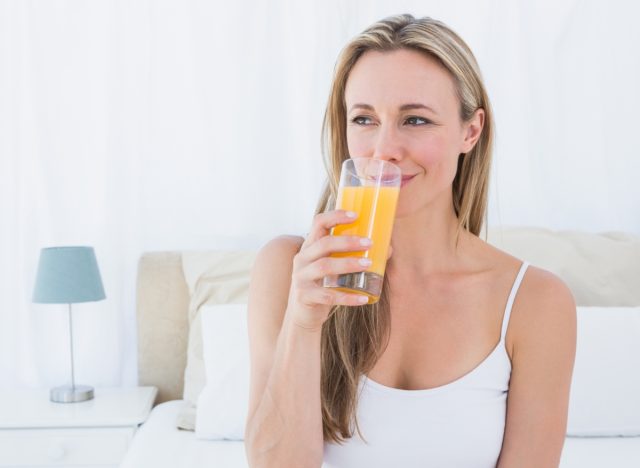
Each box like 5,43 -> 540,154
387,201 -> 468,278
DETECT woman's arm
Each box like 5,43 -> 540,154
497,267 -> 577,467
244,213 -> 372,467
244,236 -> 325,468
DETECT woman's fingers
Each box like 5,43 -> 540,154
297,255 -> 371,285
298,287 -> 369,307
302,234 -> 371,264
287,208 -> 373,326
302,210 -> 357,247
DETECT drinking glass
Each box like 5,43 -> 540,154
322,157 -> 401,304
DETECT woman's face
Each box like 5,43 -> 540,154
344,48 -> 483,215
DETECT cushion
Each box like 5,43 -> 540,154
195,304 -> 250,440
177,250 -> 257,431
567,306 -> 640,436
486,227 -> 640,306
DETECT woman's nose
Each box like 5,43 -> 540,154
372,124 -> 403,163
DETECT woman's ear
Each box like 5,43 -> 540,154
461,108 -> 485,154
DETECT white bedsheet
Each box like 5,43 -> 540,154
561,435 -> 640,467
120,400 -> 247,468
121,400 -> 640,468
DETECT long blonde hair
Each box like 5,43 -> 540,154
317,14 -> 494,444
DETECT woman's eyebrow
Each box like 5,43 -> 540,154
399,103 -> 437,114
348,103 -> 437,114
348,103 -> 375,112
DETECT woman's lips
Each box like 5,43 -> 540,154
400,174 -> 417,187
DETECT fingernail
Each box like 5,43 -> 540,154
357,295 -> 369,303
360,238 -> 372,246
346,211 -> 357,218
359,258 -> 372,266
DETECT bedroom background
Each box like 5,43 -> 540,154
1,0 -> 638,393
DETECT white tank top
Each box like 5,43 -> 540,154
323,261 -> 530,468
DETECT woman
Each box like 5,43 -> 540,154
244,14 -> 576,468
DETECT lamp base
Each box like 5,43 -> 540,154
50,385 -> 94,403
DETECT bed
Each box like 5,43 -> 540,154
120,227 -> 640,468
119,400 -> 246,467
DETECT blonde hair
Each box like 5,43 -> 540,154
317,14 -> 494,444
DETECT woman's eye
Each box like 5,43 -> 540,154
351,116 -> 373,125
350,115 -> 430,126
405,116 -> 429,126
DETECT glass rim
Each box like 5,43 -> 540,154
342,157 -> 402,184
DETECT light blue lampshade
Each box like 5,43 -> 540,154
33,246 -> 106,304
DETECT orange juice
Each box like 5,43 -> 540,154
328,185 -> 400,302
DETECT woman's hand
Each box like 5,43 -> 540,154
286,210 -> 373,331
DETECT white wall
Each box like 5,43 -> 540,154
1,0 -> 638,390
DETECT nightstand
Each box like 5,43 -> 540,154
0,386 -> 157,467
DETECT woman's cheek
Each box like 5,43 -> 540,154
412,137 -> 448,166
346,129 -> 368,157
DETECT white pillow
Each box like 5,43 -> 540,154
179,249 -> 257,431
567,306 -> 640,436
195,303 -> 250,440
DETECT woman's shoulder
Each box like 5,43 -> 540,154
476,234 -> 575,308
478,235 -> 576,348
248,235 -> 306,323
252,235 -> 306,278
475,237 -> 576,369
515,263 -> 576,322
257,234 -> 305,257
474,233 -> 576,325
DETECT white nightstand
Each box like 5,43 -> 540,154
0,386 -> 157,467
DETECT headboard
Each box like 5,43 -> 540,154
136,252 -> 190,404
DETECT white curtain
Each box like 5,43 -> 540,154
1,0 -> 638,390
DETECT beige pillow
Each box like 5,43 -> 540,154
177,250 -> 257,431
486,226 -> 640,306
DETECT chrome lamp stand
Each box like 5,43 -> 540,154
50,303 -> 94,403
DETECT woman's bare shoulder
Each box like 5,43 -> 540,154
250,235 -> 306,302
516,264 -> 576,313
257,234 -> 305,260
476,234 -> 575,316
505,262 -> 577,365
471,233 -> 576,346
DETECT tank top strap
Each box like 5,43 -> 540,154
500,261 -> 530,341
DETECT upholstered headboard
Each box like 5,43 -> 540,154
135,227 -> 640,406
136,252 -> 190,404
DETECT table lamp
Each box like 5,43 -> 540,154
32,246 -> 106,403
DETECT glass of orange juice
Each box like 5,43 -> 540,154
322,157 -> 401,304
